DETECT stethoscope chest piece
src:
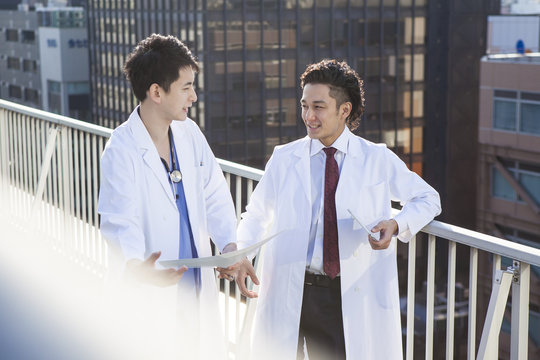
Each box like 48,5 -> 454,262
170,169 -> 182,183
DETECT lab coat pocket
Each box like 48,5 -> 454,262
351,181 -> 387,232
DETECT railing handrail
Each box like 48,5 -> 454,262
0,99 -> 113,138
423,219 -> 540,267
1,98 -> 539,268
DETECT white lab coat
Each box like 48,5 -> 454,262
237,128 -> 441,359
98,107 -> 236,359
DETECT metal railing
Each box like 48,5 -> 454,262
1,99 -> 539,359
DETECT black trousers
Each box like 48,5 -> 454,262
297,273 -> 346,360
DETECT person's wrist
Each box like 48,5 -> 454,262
391,219 -> 399,236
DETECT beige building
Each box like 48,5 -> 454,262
477,52 -> 540,359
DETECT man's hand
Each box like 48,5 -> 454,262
126,251 -> 188,287
217,243 -> 259,298
369,219 -> 398,250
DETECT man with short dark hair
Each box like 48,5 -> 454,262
232,59 -> 441,359
98,34 -> 257,358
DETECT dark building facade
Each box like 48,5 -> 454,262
87,0 -> 430,171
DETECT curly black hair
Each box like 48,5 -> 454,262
300,59 -> 365,131
123,34 -> 199,102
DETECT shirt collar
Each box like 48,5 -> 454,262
310,126 -> 351,156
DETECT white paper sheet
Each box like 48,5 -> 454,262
347,209 -> 380,241
158,231 -> 282,268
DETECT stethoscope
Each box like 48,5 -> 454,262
161,128 -> 182,183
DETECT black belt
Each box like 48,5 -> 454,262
304,272 -> 341,289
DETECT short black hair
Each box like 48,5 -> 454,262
123,34 -> 199,102
300,59 -> 365,131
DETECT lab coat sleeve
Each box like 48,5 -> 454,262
98,138 -> 145,264
236,154 -> 278,257
385,147 -> 442,242
194,125 -> 237,253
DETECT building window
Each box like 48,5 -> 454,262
21,30 -> 35,43
5,29 -> 18,42
493,89 -> 540,136
8,85 -> 22,99
7,57 -> 20,70
491,160 -> 540,204
24,88 -> 39,104
492,167 -> 516,201
23,59 -> 37,73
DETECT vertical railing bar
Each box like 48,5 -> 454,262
21,115 -> 30,216
235,278 -> 242,343
15,113 -> 23,219
510,262 -> 530,359
73,129 -> 82,261
235,175 -> 242,222
97,136 -> 105,272
46,123 -> 54,243
492,254 -> 501,360
53,128 -> 62,250
24,116 -> 32,215
406,235 -> 417,360
426,234 -> 436,360
61,126 -> 72,257
92,134 -> 100,270
27,117 -> 36,232
467,247 -> 478,360
39,122 -> 47,236
35,120 -> 43,233
224,277 -> 231,354
8,113 -> 16,220
446,241 -> 456,360
67,127 -> 76,259
84,132 -> 92,266
30,118 -> 37,203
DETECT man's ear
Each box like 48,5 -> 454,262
340,102 -> 352,120
146,83 -> 162,104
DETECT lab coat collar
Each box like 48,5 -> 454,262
309,126 -> 350,157
125,106 -> 177,207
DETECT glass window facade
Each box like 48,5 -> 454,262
88,0 -> 428,170
491,160 -> 540,205
493,89 -> 540,136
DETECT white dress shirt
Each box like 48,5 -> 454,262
306,128 -> 349,274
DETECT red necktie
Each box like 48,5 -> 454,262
323,147 -> 340,279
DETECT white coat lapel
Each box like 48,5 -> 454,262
335,131 -> 365,218
170,121 -> 200,244
127,109 -> 176,208
292,137 -> 312,202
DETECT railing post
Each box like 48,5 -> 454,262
446,241 -> 456,360
406,235 -> 416,360
477,268 -> 514,360
426,234 -> 436,360
510,261 -> 530,360
467,247 -> 478,360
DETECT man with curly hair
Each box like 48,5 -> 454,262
231,59 -> 441,359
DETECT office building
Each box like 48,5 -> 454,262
477,52 -> 540,359
88,0 -> 431,170
0,5 -> 90,121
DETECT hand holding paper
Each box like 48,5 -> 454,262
347,209 -> 380,241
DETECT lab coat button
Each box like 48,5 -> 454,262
353,250 -> 359,257
355,287 -> 361,292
